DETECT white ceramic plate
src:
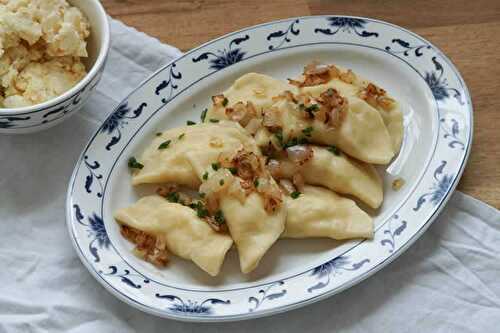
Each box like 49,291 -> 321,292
66,16 -> 472,322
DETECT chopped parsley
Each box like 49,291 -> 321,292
304,104 -> 319,118
327,145 -> 341,156
253,178 -> 259,188
290,191 -> 301,199
158,140 -> 171,150
166,192 -> 179,203
194,201 -> 209,218
178,133 -> 185,140
305,104 -> 319,112
187,120 -> 196,126
200,108 -> 208,122
209,118 -> 219,123
211,162 -> 221,171
222,97 -> 229,107
202,172 -> 209,180
228,167 -> 237,175
219,179 -> 225,186
128,157 -> 144,169
214,210 -> 225,224
199,192 -> 206,198
302,126 -> 314,137
155,132 -> 162,136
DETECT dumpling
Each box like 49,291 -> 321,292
268,145 -> 383,209
206,72 -> 295,121
131,121 -> 258,187
268,94 -> 394,165
220,192 -> 286,273
114,195 -> 233,276
282,185 -> 373,239
199,150 -> 286,274
298,64 -> 403,153
207,72 -> 394,164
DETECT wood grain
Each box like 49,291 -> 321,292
101,0 -> 500,208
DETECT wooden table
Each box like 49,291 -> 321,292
102,0 -> 500,208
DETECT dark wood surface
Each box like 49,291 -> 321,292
102,0 -> 500,208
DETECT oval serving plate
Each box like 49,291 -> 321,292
66,16 -> 472,322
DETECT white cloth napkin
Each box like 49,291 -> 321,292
1,18 -> 499,333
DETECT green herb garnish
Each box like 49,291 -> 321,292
156,132 -> 162,136
290,191 -> 301,199
214,210 -> 225,224
304,104 -> 319,118
194,201 -> 209,218
199,192 -> 206,198
228,167 -> 237,175
201,108 -> 208,122
187,120 -> 196,126
128,157 -> 144,169
253,179 -> 259,187
158,140 -> 171,150
327,145 -> 341,156
178,133 -> 185,140
302,126 -> 313,137
211,162 -> 221,171
219,179 -> 225,186
305,104 -> 319,112
209,118 -> 219,123
222,97 -> 229,107
202,172 -> 209,180
166,192 -> 179,203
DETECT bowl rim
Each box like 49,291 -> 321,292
0,0 -> 111,116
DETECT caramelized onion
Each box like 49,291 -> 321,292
262,107 -> 282,132
286,144 -> 314,166
245,118 -> 262,135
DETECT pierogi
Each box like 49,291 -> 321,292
116,62 -> 403,276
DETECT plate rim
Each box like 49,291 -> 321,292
66,14 -> 473,322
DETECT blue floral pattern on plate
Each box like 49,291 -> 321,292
100,266 -> 150,289
248,281 -> 287,312
381,215 -> 408,253
155,295 -> 230,315
414,161 -> 454,211
192,35 -> 250,70
101,101 -> 148,151
308,256 -> 370,293
315,17 -> 379,37
267,19 -> 300,50
73,205 -> 109,263
425,57 -> 464,104
385,38 -> 431,57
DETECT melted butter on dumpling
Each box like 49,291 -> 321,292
114,195 -> 233,276
132,122 -> 258,187
282,185 -> 373,240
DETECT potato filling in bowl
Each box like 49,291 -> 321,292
0,0 -> 90,108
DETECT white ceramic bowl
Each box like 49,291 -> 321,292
0,0 -> 110,134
